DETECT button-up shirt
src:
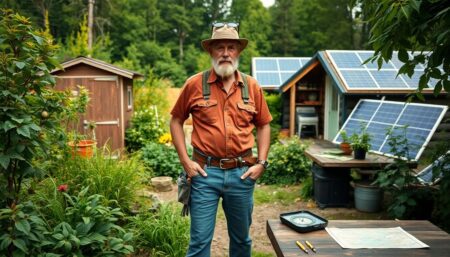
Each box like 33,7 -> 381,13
171,69 -> 272,158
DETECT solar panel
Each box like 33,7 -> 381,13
252,57 -> 310,88
416,152 -> 449,185
326,50 -> 435,90
333,99 -> 448,161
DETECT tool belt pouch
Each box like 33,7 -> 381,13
177,171 -> 191,216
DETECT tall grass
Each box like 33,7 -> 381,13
129,203 -> 190,257
47,150 -> 147,212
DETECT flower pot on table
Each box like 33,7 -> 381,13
353,148 -> 366,160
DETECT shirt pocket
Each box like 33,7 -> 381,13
237,102 -> 257,127
192,99 -> 218,124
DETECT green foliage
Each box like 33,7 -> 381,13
0,201 -> 49,256
141,142 -> 187,179
339,130 -> 350,143
433,152 -> 450,232
374,127 -> 434,219
125,107 -> 166,152
40,152 -> 146,213
358,0 -> 450,97
0,9 -> 66,207
128,203 -> 189,257
40,187 -> 134,256
349,127 -> 371,151
299,175 -> 313,200
254,185 -> 300,205
260,137 -> 311,184
264,92 -> 282,144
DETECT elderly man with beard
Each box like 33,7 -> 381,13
170,22 -> 272,257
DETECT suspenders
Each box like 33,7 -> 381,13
202,70 -> 249,104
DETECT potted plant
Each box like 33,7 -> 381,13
339,130 -> 352,155
350,129 -> 371,160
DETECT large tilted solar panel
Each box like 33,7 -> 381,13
252,57 -> 310,88
333,99 -> 448,161
326,50 -> 438,90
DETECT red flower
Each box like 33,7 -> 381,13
57,184 -> 68,192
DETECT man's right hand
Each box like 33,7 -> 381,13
182,159 -> 207,178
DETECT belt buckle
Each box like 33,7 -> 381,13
219,158 -> 231,169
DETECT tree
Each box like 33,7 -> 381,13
0,9 -> 66,208
357,0 -> 450,98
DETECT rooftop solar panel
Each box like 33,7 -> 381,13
333,99 -> 448,161
326,50 -> 434,91
252,57 -> 310,88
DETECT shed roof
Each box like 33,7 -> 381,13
52,56 -> 144,79
278,50 -> 439,94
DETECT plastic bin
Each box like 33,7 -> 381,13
312,163 -> 350,208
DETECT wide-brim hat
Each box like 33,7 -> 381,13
201,25 -> 248,52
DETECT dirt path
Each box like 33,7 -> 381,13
154,184 -> 386,257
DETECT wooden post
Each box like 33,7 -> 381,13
289,86 -> 296,136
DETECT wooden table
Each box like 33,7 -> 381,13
304,140 -> 395,169
267,219 -> 450,256
304,141 -> 400,208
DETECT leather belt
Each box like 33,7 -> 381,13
193,148 -> 257,169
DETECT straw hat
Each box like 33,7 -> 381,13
201,25 -> 248,52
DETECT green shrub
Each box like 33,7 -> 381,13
374,127 -> 436,219
126,108 -> 166,152
260,137 -> 311,185
129,203 -> 189,257
0,201 -> 49,256
141,142 -> 189,179
264,92 -> 282,144
45,152 -> 146,212
300,175 -> 313,199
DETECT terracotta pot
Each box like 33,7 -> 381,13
68,140 -> 96,158
340,142 -> 352,155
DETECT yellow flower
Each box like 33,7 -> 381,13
158,133 -> 172,145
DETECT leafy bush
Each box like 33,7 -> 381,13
0,201 -> 49,256
141,142 -> 187,179
42,152 -> 146,212
259,137 -> 311,185
0,9 -> 66,209
374,127 -> 436,219
128,203 -> 189,257
0,188 -> 134,257
40,187 -> 134,256
264,92 -> 282,144
126,108 -> 166,152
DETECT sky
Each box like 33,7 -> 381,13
260,0 -> 275,8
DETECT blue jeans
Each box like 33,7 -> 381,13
187,166 -> 255,257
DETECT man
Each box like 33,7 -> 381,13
170,22 -> 272,257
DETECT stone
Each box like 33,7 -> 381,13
151,176 -> 173,192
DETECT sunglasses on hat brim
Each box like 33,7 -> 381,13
211,22 -> 239,33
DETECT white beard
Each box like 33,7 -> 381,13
212,58 -> 239,79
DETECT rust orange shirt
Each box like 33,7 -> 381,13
171,69 -> 272,158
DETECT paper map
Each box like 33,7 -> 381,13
326,227 -> 429,249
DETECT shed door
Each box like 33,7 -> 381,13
83,77 -> 121,150
324,76 -> 340,140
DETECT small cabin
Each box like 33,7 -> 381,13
51,56 -> 143,151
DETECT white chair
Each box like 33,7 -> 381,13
296,107 -> 319,138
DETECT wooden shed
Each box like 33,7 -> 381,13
51,56 -> 143,151
253,50 -> 449,150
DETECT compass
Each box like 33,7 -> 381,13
280,210 -> 328,233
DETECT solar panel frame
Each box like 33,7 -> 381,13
333,99 -> 448,161
252,57 -> 310,89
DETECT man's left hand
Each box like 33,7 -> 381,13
240,164 -> 265,181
